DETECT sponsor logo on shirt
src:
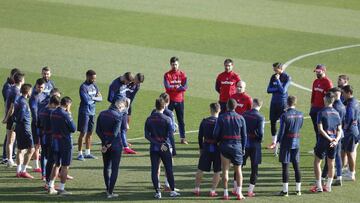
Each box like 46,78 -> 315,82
314,87 -> 324,93
221,81 -> 234,85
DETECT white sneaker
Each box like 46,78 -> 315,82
48,187 -> 58,195
107,193 -> 119,199
58,189 -> 72,195
6,160 -> 16,168
154,192 -> 162,199
343,174 -> 355,181
169,191 -> 180,197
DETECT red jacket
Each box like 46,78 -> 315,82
231,92 -> 252,115
311,76 -> 333,108
215,71 -> 241,102
163,69 -> 187,102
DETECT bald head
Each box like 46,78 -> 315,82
236,81 -> 246,93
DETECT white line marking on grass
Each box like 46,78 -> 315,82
283,44 -> 360,92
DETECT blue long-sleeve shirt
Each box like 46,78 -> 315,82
79,81 -> 102,115
107,77 -> 127,104
42,80 -> 55,96
5,85 -> 20,112
126,83 -> 140,103
243,109 -> 265,148
343,97 -> 359,137
198,116 -> 218,151
50,107 -> 76,151
13,96 -> 31,129
317,107 -> 341,141
29,91 -> 47,126
333,99 -> 346,126
267,72 -> 291,103
151,108 -> 176,155
277,108 -> 304,149
38,106 -> 55,135
2,78 -> 13,102
96,107 -> 124,149
213,111 -> 247,147
145,112 -> 173,152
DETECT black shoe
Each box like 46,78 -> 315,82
277,191 -> 288,197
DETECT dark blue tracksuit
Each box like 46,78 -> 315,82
267,72 -> 291,137
29,91 -> 47,145
126,83 -> 140,116
14,96 -> 33,150
34,80 -> 55,96
39,106 -> 56,180
96,106 -> 124,194
145,112 -> 175,193
315,107 -> 341,160
107,77 -> 127,104
197,116 -> 221,172
213,111 -> 247,165
243,109 -> 265,185
2,78 -> 14,159
50,107 -> 76,166
277,108 -> 303,183
5,85 -> 20,130
342,98 -> 359,152
78,81 -> 101,133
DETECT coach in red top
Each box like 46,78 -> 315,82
309,64 -> 333,141
164,57 -> 188,144
231,81 -> 252,115
215,59 -> 241,113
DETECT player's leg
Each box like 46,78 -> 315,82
280,163 -> 289,196
107,148 -> 122,198
325,157 -> 335,192
48,161 -> 60,195
234,164 -> 244,200
161,150 -> 179,197
347,151 -> 356,180
6,129 -> 16,166
84,115 -> 96,159
150,151 -> 162,198
174,102 -> 187,144
194,170 -> 203,196
102,149 -> 111,194
220,154 -> 230,199
267,103 -> 278,149
21,147 -> 35,178
247,148 -> 258,197
313,155 -> 323,192
292,160 -> 302,195
77,113 -> 88,161
309,108 -> 320,142
31,123 -> 41,172
15,149 -> 24,177
334,142 -> 343,185
58,165 -> 70,195
122,114 -> 137,154
1,136 -> 8,163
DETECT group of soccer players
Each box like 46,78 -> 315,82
1,57 -> 359,200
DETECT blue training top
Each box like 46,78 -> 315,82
267,72 -> 291,104
79,81 -> 101,115
145,112 -> 173,152
277,108 -> 304,149
243,109 -> 265,148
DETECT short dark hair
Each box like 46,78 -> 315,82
36,78 -> 46,86
10,68 -> 20,77
155,98 -> 165,111
210,103 -> 220,113
42,66 -> 50,72
338,75 -> 349,81
224,58 -> 233,65
324,92 -> 335,105
273,62 -> 283,69
159,93 -> 170,103
253,98 -> 263,107
342,85 -> 353,95
287,95 -> 297,107
13,72 -> 25,84
20,84 -> 32,95
123,72 -> 134,82
49,95 -> 61,106
328,87 -> 342,93
50,88 -> 61,96
170,56 -> 179,64
226,99 -> 237,111
86,70 -> 96,77
61,96 -> 72,106
135,73 -> 145,83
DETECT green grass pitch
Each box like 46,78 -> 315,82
0,0 -> 360,202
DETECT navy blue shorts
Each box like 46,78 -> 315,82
342,135 -> 357,153
197,147 -> 221,172
270,102 -> 286,121
77,113 -> 94,134
279,148 -> 299,163
243,144 -> 262,165
15,124 -> 34,150
31,122 -> 40,145
314,139 -> 336,159
220,143 -> 243,166
52,148 -> 72,166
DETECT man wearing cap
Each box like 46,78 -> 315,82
266,62 -> 291,150
310,64 -> 333,143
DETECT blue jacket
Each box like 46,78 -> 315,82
107,77 -> 127,104
79,81 -> 102,115
213,111 -> 247,147
41,80 -> 55,96
277,108 -> 304,149
50,107 -> 76,151
151,108 -> 176,155
145,112 -> 173,152
29,91 -> 47,126
344,97 -> 359,137
333,99 -> 346,125
5,85 -> 20,112
13,96 -> 32,135
126,83 -> 140,103
96,106 -> 124,150
243,109 -> 265,148
317,107 -> 341,141
267,72 -> 291,103
198,116 -> 218,151
38,106 -> 56,135
2,78 -> 13,102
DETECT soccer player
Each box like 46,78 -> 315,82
77,70 -> 103,161
39,95 -> 61,187
2,72 -> 25,167
214,99 -> 247,200
126,72 -> 145,126
266,62 -> 291,150
242,98 -> 265,197
321,87 -> 346,186
309,64 -> 333,143
231,81 -> 252,115
107,72 -> 134,104
337,75 -> 349,103
96,98 -> 127,198
29,78 -> 46,173
215,59 -> 241,114
311,92 -> 341,193
194,103 -> 221,197
14,84 -> 35,178
1,68 -> 19,164
164,56 -> 188,144
48,97 -> 76,195
277,96 -> 303,196
341,85 -> 359,181
145,99 -> 180,199
39,66 -> 55,96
